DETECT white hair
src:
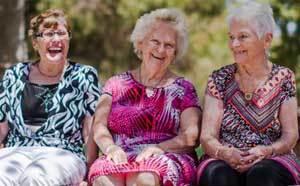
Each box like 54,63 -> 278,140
130,8 -> 188,63
227,1 -> 276,39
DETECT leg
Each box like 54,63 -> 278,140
198,160 -> 239,186
126,172 -> 160,186
92,174 -> 125,186
0,147 -> 31,185
246,159 -> 295,186
18,147 -> 86,186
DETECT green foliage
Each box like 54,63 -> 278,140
25,0 -> 299,104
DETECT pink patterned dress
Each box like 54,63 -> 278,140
197,63 -> 300,184
89,72 -> 201,186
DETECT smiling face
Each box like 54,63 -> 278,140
138,21 -> 177,72
228,20 -> 270,65
32,17 -> 70,65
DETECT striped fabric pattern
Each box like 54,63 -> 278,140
89,72 -> 201,186
198,63 -> 300,183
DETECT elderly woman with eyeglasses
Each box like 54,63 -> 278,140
197,2 -> 300,186
87,8 -> 201,186
0,9 -> 101,185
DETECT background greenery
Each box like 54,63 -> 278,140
24,0 -> 300,102
23,0 -> 299,156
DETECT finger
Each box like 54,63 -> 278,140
136,153 -> 145,162
106,154 -> 112,162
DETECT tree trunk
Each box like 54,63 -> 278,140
0,0 -> 27,78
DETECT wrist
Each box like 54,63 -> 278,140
270,145 -> 276,157
156,144 -> 165,153
105,144 -> 118,154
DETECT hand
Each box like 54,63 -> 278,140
220,146 -> 249,171
136,145 -> 165,162
236,145 -> 273,173
79,181 -> 88,186
106,144 -> 128,164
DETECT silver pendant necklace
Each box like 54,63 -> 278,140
138,67 -> 167,98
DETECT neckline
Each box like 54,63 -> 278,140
233,62 -> 275,97
127,71 -> 183,89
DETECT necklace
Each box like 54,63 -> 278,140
138,67 -> 167,97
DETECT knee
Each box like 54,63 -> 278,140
93,175 -> 124,186
247,160 -> 273,178
136,172 -> 160,186
18,171 -> 56,186
246,160 -> 277,186
201,160 -> 234,177
93,176 -> 110,186
198,160 -> 238,186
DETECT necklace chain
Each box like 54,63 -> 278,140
138,67 -> 167,97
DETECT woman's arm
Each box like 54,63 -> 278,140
157,107 -> 201,153
272,97 -> 298,155
93,94 -> 127,164
200,94 -> 245,168
83,116 -> 98,170
0,121 -> 8,145
136,107 -> 201,162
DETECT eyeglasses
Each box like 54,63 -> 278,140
36,30 -> 71,40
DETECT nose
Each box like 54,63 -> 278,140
157,44 -> 165,53
52,33 -> 61,41
231,38 -> 240,48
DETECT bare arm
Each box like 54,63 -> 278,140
200,94 -> 245,168
200,94 -> 224,157
157,107 -> 201,153
0,121 -> 8,145
272,97 -> 298,155
93,94 -> 127,164
136,107 -> 201,162
83,116 -> 98,170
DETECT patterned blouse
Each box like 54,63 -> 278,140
198,63 -> 300,183
0,61 -> 101,161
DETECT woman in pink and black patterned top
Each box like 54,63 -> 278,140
198,2 -> 300,186
88,8 -> 202,186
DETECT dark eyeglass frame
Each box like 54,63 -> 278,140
35,31 -> 72,39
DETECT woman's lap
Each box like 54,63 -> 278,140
89,153 -> 197,185
197,159 -> 295,186
0,146 -> 86,186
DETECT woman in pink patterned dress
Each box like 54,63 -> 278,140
88,8 -> 202,186
197,2 -> 300,186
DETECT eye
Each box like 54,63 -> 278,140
57,31 -> 67,36
150,39 -> 159,45
165,43 -> 175,49
229,35 -> 235,40
43,31 -> 54,37
240,34 -> 248,39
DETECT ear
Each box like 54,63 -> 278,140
263,32 -> 273,49
137,40 -> 143,51
31,38 -> 38,51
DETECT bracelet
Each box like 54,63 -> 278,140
271,145 -> 276,157
215,148 -> 220,158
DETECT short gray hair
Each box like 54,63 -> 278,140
130,8 -> 188,63
227,1 -> 276,39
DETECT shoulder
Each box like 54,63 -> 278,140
105,71 -> 132,83
69,61 -> 98,74
175,77 -> 196,89
210,63 -> 236,81
3,62 -> 30,79
272,63 -> 295,79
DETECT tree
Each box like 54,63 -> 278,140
0,0 -> 27,77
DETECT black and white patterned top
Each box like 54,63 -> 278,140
0,61 -> 102,161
